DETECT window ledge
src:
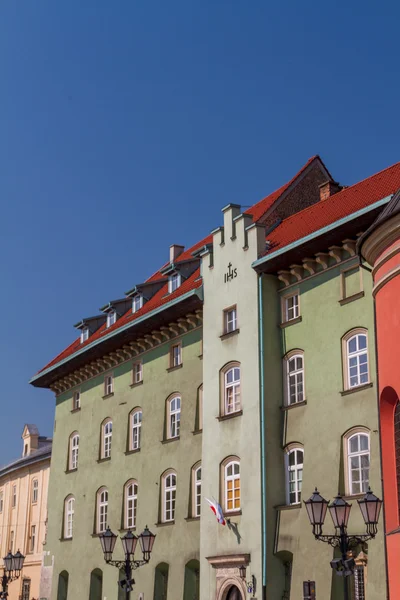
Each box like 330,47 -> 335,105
280,316 -> 302,329
339,291 -> 365,306
192,429 -> 203,436
185,516 -> 200,522
64,468 -> 78,475
342,493 -> 365,501
220,329 -> 240,341
118,528 -> 136,533
125,448 -> 141,456
281,400 -> 307,411
161,436 -> 180,445
59,537 -> 73,542
130,380 -> 144,389
225,510 -> 242,518
198,354 -> 203,360
155,521 -> 175,527
91,533 -> 101,538
167,364 -> 183,373
275,503 -> 301,511
341,382 -> 373,396
70,407 -> 81,414
97,457 -> 112,463
102,392 -> 114,400
217,410 -> 243,422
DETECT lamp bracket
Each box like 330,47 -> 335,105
315,533 -> 373,549
105,558 -> 149,571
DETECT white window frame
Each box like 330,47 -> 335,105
130,409 -> 142,451
223,365 -> 241,415
224,459 -> 240,513
168,273 -> 181,293
197,385 -> 203,431
9,531 -> 14,553
223,306 -> 237,334
64,495 -> 75,539
192,463 -> 201,518
102,419 -> 112,459
69,432 -> 79,470
162,471 -> 177,522
170,343 -> 182,368
73,390 -> 81,410
132,295 -> 143,313
285,351 -> 305,405
168,396 -> 181,439
125,480 -> 138,529
132,361 -> 143,384
282,291 -> 300,323
32,479 -> 38,504
107,310 -> 117,328
80,326 -> 89,343
30,525 -> 36,553
285,445 -> 304,505
97,487 -> 108,533
343,329 -> 369,390
0,491 -> 3,513
104,374 -> 114,396
344,428 -> 370,496
12,485 -> 16,508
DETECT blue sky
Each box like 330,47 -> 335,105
0,1 -> 398,463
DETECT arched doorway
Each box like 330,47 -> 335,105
57,571 -> 69,600
226,585 -> 243,600
153,562 -> 169,600
183,559 -> 200,600
89,568 -> 103,600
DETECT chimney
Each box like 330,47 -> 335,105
170,244 -> 184,263
319,180 -> 342,201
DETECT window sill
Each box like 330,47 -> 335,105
118,527 -> 136,533
281,400 -> 307,411
125,448 -> 141,456
339,291 -> 365,306
70,407 -> 81,414
198,354 -> 203,360
275,503 -> 301,511
91,533 -> 101,538
130,380 -> 144,389
167,364 -> 183,373
64,468 -> 78,475
192,429 -> 203,436
217,410 -> 243,422
185,516 -> 200,522
342,493 -> 365,501
102,392 -> 114,400
161,436 -> 180,445
280,316 -> 302,329
97,457 -> 112,463
59,537 -> 73,542
220,329 -> 240,341
341,382 -> 373,396
155,521 -> 175,527
225,510 -> 242,518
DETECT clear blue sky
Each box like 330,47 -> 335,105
0,1 -> 398,463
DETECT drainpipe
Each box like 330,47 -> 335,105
258,274 -> 267,598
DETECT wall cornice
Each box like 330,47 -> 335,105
361,213 -> 400,266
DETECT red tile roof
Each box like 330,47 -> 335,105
263,160 -> 400,256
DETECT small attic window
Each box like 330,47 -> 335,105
80,327 -> 89,344
132,295 -> 143,314
168,273 -> 181,294
107,310 -> 117,328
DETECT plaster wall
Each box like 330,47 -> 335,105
46,328 -> 202,600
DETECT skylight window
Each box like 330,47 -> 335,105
168,273 -> 181,293
107,311 -> 117,328
132,295 -> 143,313
80,327 -> 89,344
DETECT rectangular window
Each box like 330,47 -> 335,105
80,326 -> 89,343
132,361 -> 143,384
22,579 -> 30,600
30,525 -> 36,553
132,295 -> 143,313
0,491 -> 3,513
170,343 -> 182,368
168,273 -> 181,293
73,390 -> 81,410
12,485 -> 16,508
303,581 -> 316,600
32,480 -> 38,504
341,266 -> 362,300
353,566 -> 365,600
107,310 -> 117,328
284,294 -> 299,322
104,374 -> 113,396
9,531 -> 14,553
223,306 -> 237,334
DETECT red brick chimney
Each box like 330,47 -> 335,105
319,180 -> 342,201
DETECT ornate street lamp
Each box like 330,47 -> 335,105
304,487 -> 382,600
99,526 -> 155,599
0,550 -> 25,598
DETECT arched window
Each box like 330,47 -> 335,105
64,495 -> 75,539
124,480 -> 138,530
162,470 -> 177,522
395,402 -> 400,520
32,479 -> 38,504
196,385 -> 203,432
221,363 -> 241,416
345,429 -> 370,495
130,409 -> 142,451
101,419 -> 112,459
192,463 -> 201,518
285,445 -> 304,505
69,432 -> 79,470
97,487 -> 108,533
167,396 -> 181,439
222,457 -> 240,513
342,329 -> 369,390
284,351 -> 305,405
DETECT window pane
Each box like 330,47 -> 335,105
358,335 -> 367,350
349,338 -> 357,353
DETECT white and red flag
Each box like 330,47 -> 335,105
205,497 -> 226,525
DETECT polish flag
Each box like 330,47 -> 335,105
205,498 -> 226,525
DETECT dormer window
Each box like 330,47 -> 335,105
107,311 -> 117,328
132,295 -> 143,314
80,327 -> 89,344
168,273 -> 181,293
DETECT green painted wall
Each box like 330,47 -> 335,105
46,327 -> 203,599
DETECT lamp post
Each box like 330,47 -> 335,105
0,550 -> 25,598
99,526 -> 155,599
304,487 -> 382,600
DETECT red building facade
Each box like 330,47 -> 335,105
360,191 -> 400,599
